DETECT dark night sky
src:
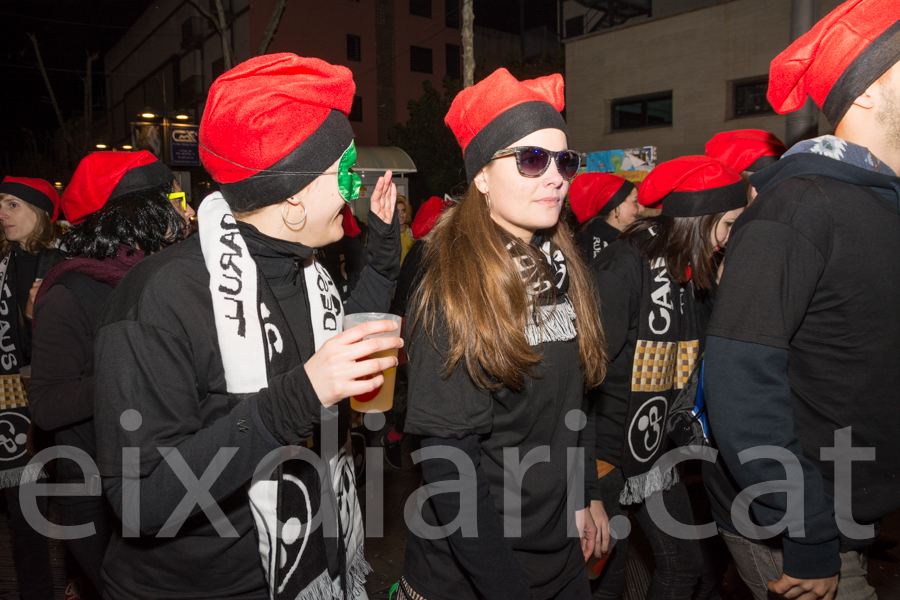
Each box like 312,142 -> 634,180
0,1 -> 152,156
0,0 -> 557,161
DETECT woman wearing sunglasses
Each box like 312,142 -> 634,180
91,55 -> 401,599
398,69 -> 607,600
27,150 -> 189,597
0,176 -> 62,600
586,156 -> 747,600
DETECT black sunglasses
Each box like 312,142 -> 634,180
490,146 -> 583,180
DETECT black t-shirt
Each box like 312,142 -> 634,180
402,310 -> 588,600
706,172 -> 900,529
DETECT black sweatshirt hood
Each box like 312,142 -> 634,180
750,151 -> 900,205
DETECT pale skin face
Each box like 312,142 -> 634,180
473,128 -> 570,242
711,207 -> 744,249
397,200 -> 410,227
605,188 -> 641,231
0,195 -> 40,244
167,180 -> 195,230
237,156 -> 396,248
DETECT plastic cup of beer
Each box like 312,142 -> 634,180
344,312 -> 402,413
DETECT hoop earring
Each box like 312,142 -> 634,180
282,199 -> 307,227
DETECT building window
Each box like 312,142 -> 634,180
611,92 -> 673,131
445,0 -> 459,28
410,46 -> 433,74
565,16 -> 584,38
349,96 -> 363,122
733,77 -> 775,118
446,43 -> 461,79
410,0 -> 431,18
347,35 -> 362,61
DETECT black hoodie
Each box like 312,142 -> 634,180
702,149 -> 900,580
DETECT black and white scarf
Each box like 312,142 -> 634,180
619,242 -> 700,505
199,193 -> 369,600
509,236 -> 577,346
0,255 -> 46,488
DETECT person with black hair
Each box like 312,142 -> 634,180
587,156 -> 746,600
27,150 -> 189,597
0,176 -> 62,600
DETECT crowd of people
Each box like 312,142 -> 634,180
0,0 -> 898,599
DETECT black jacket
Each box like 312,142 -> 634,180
574,218 -> 620,263
703,151 -> 900,579
587,238 -> 712,469
93,216 -> 397,599
29,273 -> 112,481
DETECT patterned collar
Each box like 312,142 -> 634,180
783,135 -> 897,176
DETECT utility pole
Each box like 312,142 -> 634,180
786,0 -> 820,145
463,0 -> 474,87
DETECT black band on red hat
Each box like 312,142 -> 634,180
0,181 -> 55,216
109,160 -> 175,201
823,18 -> 900,126
598,179 -> 635,217
745,155 -> 779,173
464,101 -> 568,182
660,181 -> 747,218
218,110 -> 353,213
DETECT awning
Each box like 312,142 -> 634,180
354,146 -> 417,173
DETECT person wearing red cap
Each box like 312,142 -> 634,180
704,129 -> 787,201
586,156 -> 747,600
702,1 -> 900,599
91,54 -> 401,600
23,150 -> 187,599
398,68 -> 607,600
0,176 -> 62,600
569,173 -> 640,260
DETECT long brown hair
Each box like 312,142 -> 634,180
408,184 -> 607,392
0,197 -> 59,258
621,213 -> 724,291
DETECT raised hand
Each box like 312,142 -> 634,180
369,169 -> 397,225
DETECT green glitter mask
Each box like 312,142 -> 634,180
336,141 -> 362,202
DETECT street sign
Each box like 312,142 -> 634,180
170,125 -> 201,166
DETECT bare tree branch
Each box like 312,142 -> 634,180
257,0 -> 287,56
27,33 -> 75,148
187,0 -> 233,69
84,52 -> 99,155
463,0 -> 474,87
186,0 -> 216,23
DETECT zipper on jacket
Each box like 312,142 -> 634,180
291,259 -> 301,286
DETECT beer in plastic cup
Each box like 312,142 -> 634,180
344,312 -> 402,413
586,529 -> 619,580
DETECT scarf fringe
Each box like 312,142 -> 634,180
330,544 -> 373,600
0,463 -> 49,489
291,569 -> 334,600
525,297 -> 577,346
618,465 -> 679,505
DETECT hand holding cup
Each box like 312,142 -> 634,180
304,318 -> 403,407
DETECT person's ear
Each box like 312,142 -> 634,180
852,86 -> 877,111
473,167 -> 490,195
